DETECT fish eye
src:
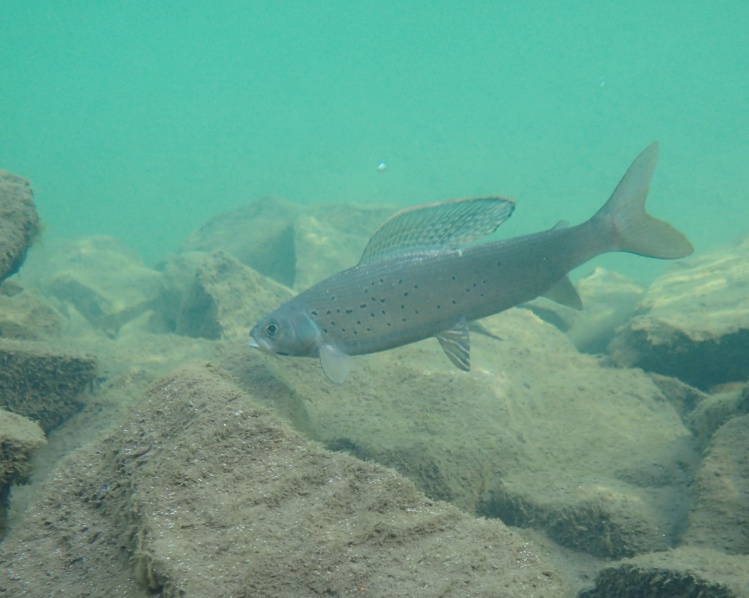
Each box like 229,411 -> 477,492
265,321 -> 279,337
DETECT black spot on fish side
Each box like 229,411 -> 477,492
311,310 -> 318,316
360,303 -> 367,309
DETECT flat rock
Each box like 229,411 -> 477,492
0,171 -> 40,283
0,338 -> 97,433
610,238 -> 749,390
223,306 -> 696,559
0,363 -> 568,598
179,197 -> 393,290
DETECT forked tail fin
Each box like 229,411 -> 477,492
594,142 -> 693,259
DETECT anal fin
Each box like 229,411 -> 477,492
436,319 -> 471,371
542,275 -> 583,310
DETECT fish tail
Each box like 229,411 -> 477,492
593,142 -> 693,259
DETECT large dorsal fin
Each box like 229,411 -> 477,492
359,196 -> 515,264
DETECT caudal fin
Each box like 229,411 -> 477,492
594,142 -> 693,259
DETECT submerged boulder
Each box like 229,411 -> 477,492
157,250 -> 292,340
223,305 -> 696,559
610,238 -> 749,390
179,197 -> 393,290
579,547 -> 747,597
0,363 -> 567,597
0,171 -> 40,283
0,283 -> 62,340
682,412 -> 749,555
0,339 -> 96,433
0,409 -> 45,537
19,236 -> 162,338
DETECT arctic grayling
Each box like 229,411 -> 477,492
249,143 -> 693,383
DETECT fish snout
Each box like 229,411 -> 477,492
248,335 -> 269,352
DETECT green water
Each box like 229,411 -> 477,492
1,2 -> 747,280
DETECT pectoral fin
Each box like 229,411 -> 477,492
436,320 -> 471,371
319,344 -> 353,384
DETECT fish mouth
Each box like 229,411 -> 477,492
248,338 -> 288,356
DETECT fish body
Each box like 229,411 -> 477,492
250,143 -> 693,383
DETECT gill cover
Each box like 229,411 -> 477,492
249,303 -> 323,357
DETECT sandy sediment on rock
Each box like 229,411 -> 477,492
0,363 -> 567,597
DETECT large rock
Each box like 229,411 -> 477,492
179,197 -> 393,290
0,283 -> 62,340
610,239 -> 749,390
683,413 -> 749,555
0,409 -> 45,537
158,250 -> 293,340
19,236 -> 163,338
0,363 -> 567,597
579,547 -> 748,597
0,171 -> 40,283
0,338 -> 97,432
686,383 -> 748,450
222,306 -> 696,559
566,268 -> 645,354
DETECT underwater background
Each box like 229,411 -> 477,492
3,3 -> 749,596
1,1 -> 747,280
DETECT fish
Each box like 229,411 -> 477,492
249,142 -> 693,383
